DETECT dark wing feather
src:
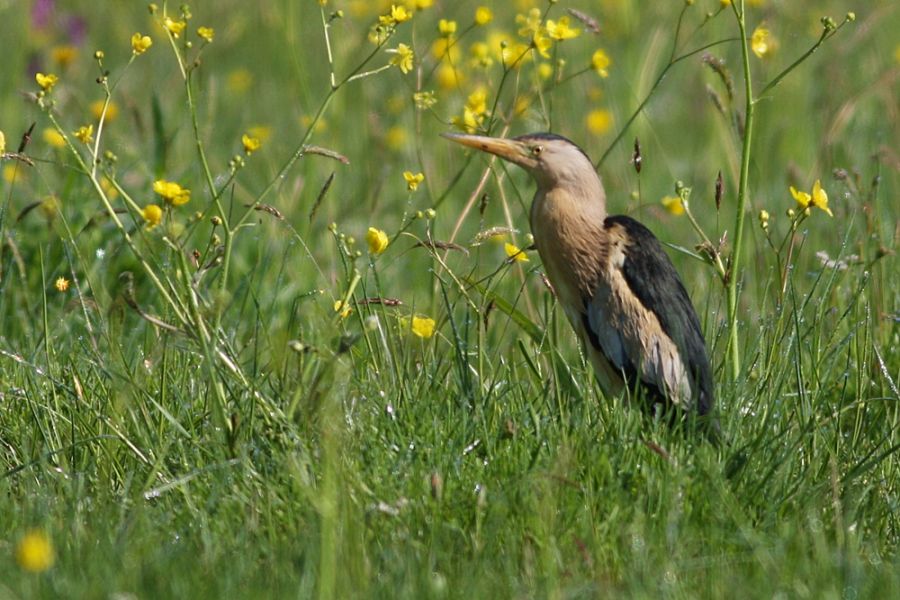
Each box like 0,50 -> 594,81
604,215 -> 715,415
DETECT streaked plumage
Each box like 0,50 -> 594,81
444,132 -> 714,417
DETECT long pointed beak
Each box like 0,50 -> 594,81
442,132 -> 535,169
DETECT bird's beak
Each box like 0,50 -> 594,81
442,132 -> 536,169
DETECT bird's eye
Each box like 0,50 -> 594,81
531,145 -> 544,156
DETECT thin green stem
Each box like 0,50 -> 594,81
726,0 -> 755,381
595,37 -> 739,169
44,111 -> 190,329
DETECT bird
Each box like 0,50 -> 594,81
444,131 -> 715,421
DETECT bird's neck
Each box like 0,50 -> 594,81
530,170 -> 607,227
529,174 -> 609,308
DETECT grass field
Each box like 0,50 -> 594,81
1,1 -> 898,597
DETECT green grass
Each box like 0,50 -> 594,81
1,1 -> 898,597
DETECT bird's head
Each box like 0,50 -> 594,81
443,132 -> 598,190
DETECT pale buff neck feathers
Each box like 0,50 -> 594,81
528,147 -> 608,311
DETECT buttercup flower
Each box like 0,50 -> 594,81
751,25 -> 772,58
43,128 -> 66,148
592,49 -> 611,78
790,180 -> 832,217
163,17 -> 187,37
474,6 -> 493,26
380,4 -> 411,26
546,16 -> 580,41
16,530 -> 54,572
661,195 -> 685,216
90,100 -> 119,121
438,19 -> 456,36
35,72 -> 58,91
403,171 -> 424,191
366,227 -> 389,255
411,315 -> 436,338
142,204 -> 163,228
131,32 -> 152,54
197,26 -> 214,42
241,134 -> 261,155
505,242 -> 529,262
153,179 -> 191,206
389,43 -> 414,74
333,300 -> 352,319
586,109 -> 613,135
73,125 -> 93,144
54,277 -> 70,292
413,90 -> 437,109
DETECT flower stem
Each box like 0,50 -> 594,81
726,0 -> 755,381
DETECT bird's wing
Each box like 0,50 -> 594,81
583,215 -> 714,414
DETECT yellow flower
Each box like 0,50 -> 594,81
661,195 -> 685,216
366,227 -> 389,255
505,242 -> 530,262
413,91 -> 437,109
810,180 -> 832,216
153,179 -> 191,206
789,185 -> 810,210
163,17 -> 187,37
592,49 -> 612,78
516,8 -> 543,38
35,72 -> 58,91
0,130 -> 4,154
242,133 -> 261,155
452,88 -> 489,133
54,277 -> 70,292
197,26 -> 214,42
142,204 -> 163,228
405,0 -> 433,9
390,43 -> 414,74
791,181 -> 832,217
751,25 -> 772,58
546,16 -> 580,40
73,125 -> 93,144
51,45 -> 78,67
474,6 -> 493,26
131,32 -> 153,54
333,300 -> 352,319
586,109 -> 613,135
403,171 -> 424,191
438,19 -> 457,36
43,127 -> 66,148
15,530 -> 55,572
411,315 -> 436,338
90,100 -> 119,121
380,4 -> 412,26
532,30 -> 552,59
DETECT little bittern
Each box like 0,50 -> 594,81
444,132 -> 714,418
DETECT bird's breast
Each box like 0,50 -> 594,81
530,188 -> 608,313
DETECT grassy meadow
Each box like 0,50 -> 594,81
1,0 -> 898,597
